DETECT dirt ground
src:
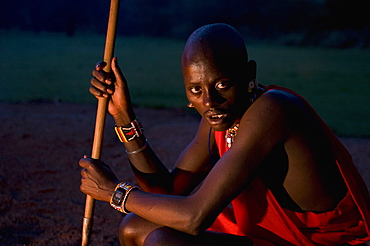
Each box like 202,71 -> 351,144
0,102 -> 369,246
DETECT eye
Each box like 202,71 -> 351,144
189,86 -> 202,94
216,81 -> 231,90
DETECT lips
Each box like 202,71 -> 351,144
205,110 -> 228,125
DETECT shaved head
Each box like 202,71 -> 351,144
182,23 -> 250,80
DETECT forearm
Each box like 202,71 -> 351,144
112,112 -> 173,192
113,114 -> 211,195
112,111 -> 162,173
123,135 -> 173,193
123,134 -> 213,195
125,189 -> 212,235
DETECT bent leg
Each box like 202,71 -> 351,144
143,227 -> 253,246
119,213 -> 162,246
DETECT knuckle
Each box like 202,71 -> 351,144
80,185 -> 85,193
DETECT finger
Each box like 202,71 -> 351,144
95,61 -> 107,71
92,70 -> 112,85
79,157 -> 93,168
81,157 -> 106,169
80,183 -> 88,194
89,85 -> 109,99
80,168 -> 87,178
90,77 -> 104,89
90,78 -> 114,97
79,158 -> 87,168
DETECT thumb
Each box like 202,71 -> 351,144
111,57 -> 127,86
79,157 -> 94,168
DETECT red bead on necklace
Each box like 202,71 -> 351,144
225,124 -> 239,148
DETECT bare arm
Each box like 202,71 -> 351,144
85,58 -> 215,195
79,117 -> 215,200
84,57 -> 290,235
124,118 -> 215,195
81,84 -> 346,235
80,92 -> 287,234
123,93 -> 288,235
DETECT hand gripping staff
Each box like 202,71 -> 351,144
81,0 -> 120,245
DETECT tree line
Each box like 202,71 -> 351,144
1,0 -> 369,48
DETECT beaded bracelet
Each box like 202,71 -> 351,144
115,117 -> 144,143
110,182 -> 139,214
121,183 -> 139,214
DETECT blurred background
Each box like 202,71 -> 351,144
0,0 -> 369,136
1,0 -> 369,47
0,0 -> 370,48
0,1 -> 369,245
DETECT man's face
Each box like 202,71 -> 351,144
183,56 -> 249,131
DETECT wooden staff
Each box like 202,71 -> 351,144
81,0 -> 120,245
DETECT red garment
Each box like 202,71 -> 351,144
207,86 -> 370,245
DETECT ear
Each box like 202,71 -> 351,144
247,60 -> 257,81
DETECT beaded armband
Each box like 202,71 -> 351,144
125,140 -> 149,155
110,182 -> 139,214
115,118 -> 144,142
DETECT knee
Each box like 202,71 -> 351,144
143,227 -> 172,246
119,213 -> 161,246
119,213 -> 144,246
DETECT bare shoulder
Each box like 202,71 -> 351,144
238,90 -> 297,142
247,89 -> 320,129
251,89 -> 347,212
253,89 -> 307,112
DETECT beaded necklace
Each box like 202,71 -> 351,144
224,80 -> 263,148
225,124 -> 240,148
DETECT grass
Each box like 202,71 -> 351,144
0,31 -> 186,107
248,45 -> 370,137
0,30 -> 369,137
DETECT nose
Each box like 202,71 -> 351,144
203,89 -> 219,108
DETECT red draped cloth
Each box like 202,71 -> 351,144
207,86 -> 370,245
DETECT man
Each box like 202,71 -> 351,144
79,23 -> 370,245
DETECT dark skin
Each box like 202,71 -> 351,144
80,24 -> 347,246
